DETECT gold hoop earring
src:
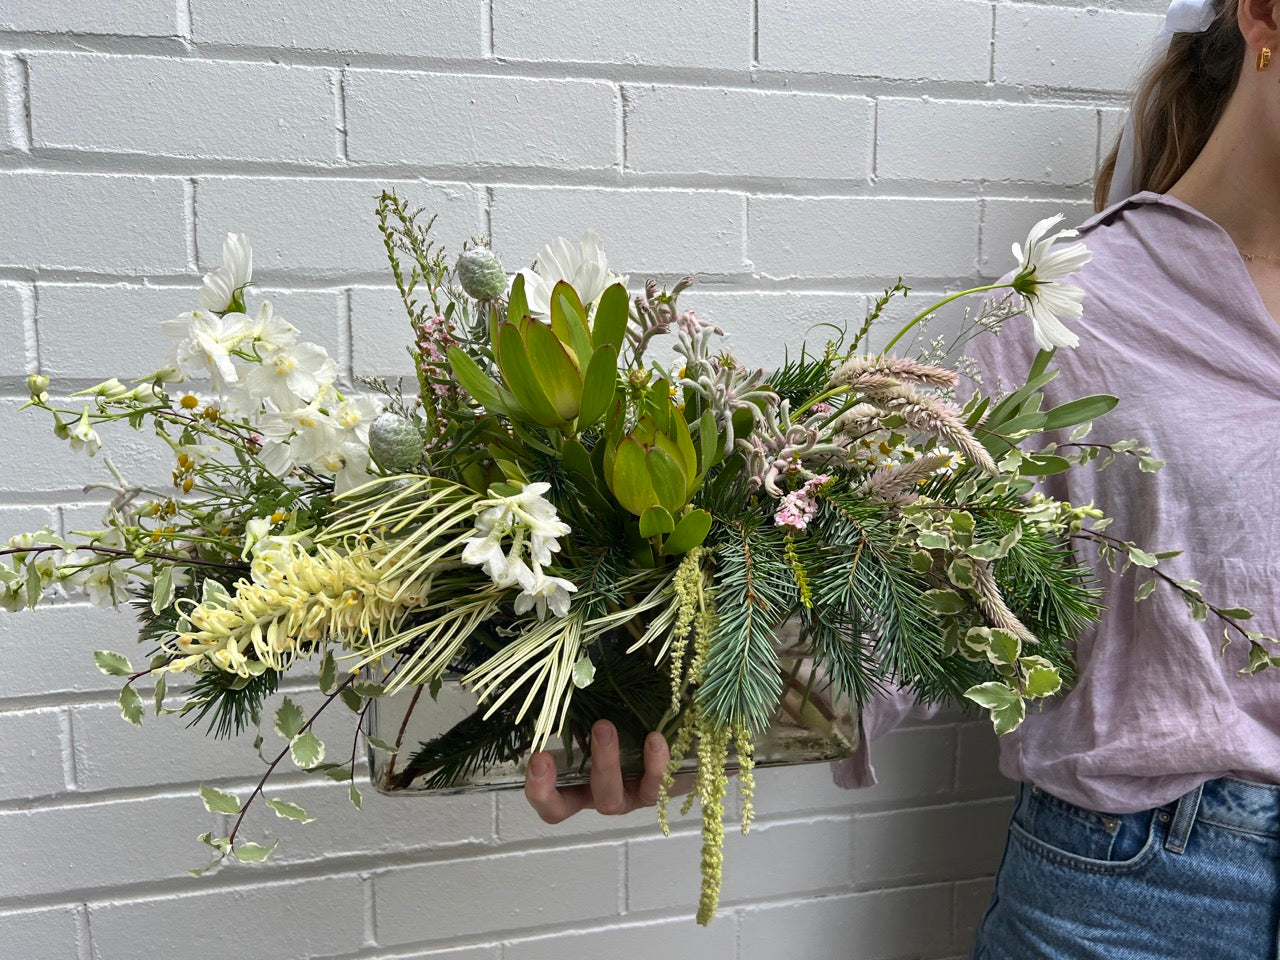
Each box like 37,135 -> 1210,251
1260,45 -> 1273,71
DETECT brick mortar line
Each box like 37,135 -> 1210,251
334,68 -> 349,162
0,36 -> 1143,103
184,177 -> 198,272
0,670 -> 333,713
74,903 -> 92,960
0,151 -> 1109,189
0,271 -> 1055,297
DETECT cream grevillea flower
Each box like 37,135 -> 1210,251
161,539 -> 434,678
198,233 -> 253,314
515,231 -> 627,320
1010,215 -> 1093,351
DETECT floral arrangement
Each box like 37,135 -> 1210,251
4,195 -> 1272,925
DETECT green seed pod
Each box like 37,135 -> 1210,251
456,247 -> 507,301
368,413 -> 426,473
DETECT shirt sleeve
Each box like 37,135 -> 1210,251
830,687 -> 945,788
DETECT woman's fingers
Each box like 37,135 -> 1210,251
635,731 -> 670,806
524,750 -> 590,824
523,723 -> 677,823
588,720 -> 628,815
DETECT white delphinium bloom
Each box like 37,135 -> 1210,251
67,407 -> 102,456
516,231 -> 627,321
323,396 -> 380,492
1010,215 -> 1093,351
162,309 -> 253,392
243,300 -> 297,350
257,396 -> 339,476
54,549 -> 91,592
462,482 -> 576,618
0,585 -> 23,612
199,233 -> 253,314
239,340 -> 337,412
256,392 -> 380,492
241,516 -> 272,561
83,562 -> 129,606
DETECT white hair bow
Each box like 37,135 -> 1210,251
1106,0 -> 1217,205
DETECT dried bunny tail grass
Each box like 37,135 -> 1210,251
829,356 -> 958,390
833,384 -> 998,476
829,402 -> 884,435
972,559 -> 1038,645
853,452 -> 956,503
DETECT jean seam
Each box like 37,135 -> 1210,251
1009,819 -> 1160,875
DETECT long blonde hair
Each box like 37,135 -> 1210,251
1094,0 -> 1245,210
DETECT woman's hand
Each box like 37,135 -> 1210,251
523,719 -> 673,823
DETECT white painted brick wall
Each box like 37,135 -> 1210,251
0,2 -> 1163,957
29,55 -> 338,162
345,72 -> 620,171
625,85 -> 875,180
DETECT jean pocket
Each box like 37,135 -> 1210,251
1010,786 -> 1159,874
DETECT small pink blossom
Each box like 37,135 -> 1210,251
773,474 -> 832,532
412,314 -> 459,402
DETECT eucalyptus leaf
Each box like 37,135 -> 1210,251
153,673 -> 167,716
339,687 -> 364,713
24,560 -> 41,608
964,681 -> 1026,735
1218,607 -> 1255,621
151,566 -> 174,615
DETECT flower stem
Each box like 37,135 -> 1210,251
878,283 -> 1012,355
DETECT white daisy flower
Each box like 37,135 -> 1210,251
1011,214 -> 1093,351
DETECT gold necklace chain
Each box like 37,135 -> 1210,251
1242,251 -> 1280,264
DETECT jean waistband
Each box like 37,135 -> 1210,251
1167,776 -> 1280,839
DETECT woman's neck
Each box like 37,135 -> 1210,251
1169,79 -> 1280,260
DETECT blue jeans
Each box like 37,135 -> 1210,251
972,778 -> 1280,959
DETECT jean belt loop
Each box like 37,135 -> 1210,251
1165,782 -> 1205,855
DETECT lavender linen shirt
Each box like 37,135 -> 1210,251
834,191 -> 1280,813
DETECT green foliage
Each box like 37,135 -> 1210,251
696,521 -> 794,734
94,650 -> 132,677
289,731 -> 325,768
199,783 -> 242,815
765,343 -> 837,410
815,496 -> 954,700
182,666 -> 282,740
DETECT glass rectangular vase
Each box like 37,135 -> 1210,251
366,637 -> 860,796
